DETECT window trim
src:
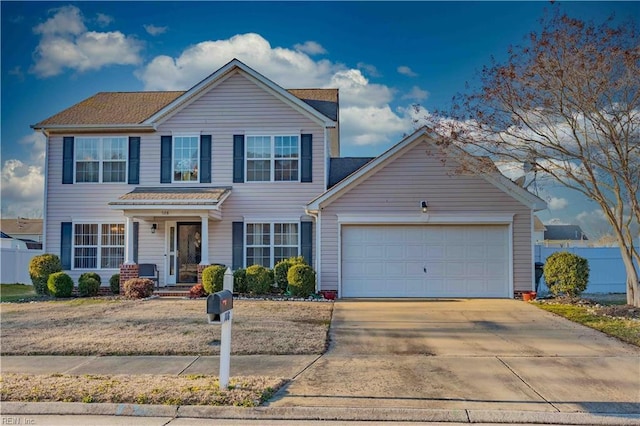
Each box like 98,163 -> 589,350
171,134 -> 200,183
244,221 -> 300,268
244,134 -> 301,183
72,221 -> 125,270
73,136 -> 128,184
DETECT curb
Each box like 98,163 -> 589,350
2,402 -> 640,425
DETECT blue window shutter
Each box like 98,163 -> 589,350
232,221 -> 244,269
200,135 -> 212,183
160,136 -> 172,183
62,137 -> 74,184
128,137 -> 140,184
133,221 -> 139,264
233,135 -> 244,183
301,134 -> 312,183
301,221 -> 313,265
61,222 -> 72,270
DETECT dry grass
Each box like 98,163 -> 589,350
0,298 -> 333,355
0,373 -> 285,406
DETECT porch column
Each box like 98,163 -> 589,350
124,216 -> 136,265
200,214 -> 209,265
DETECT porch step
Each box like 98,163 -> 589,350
154,285 -> 194,298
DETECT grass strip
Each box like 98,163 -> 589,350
0,284 -> 39,303
0,374 -> 285,407
534,302 -> 640,346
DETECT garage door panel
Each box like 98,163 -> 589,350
341,225 -> 509,298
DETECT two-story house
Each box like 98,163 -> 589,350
33,59 -> 546,298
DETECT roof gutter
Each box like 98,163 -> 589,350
31,124 -> 157,136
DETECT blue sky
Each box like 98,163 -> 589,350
1,1 -> 638,239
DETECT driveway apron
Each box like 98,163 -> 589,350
268,299 -> 640,413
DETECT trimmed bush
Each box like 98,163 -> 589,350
274,256 -> 306,292
233,268 -> 248,293
47,272 -> 74,298
202,265 -> 226,294
544,251 -> 590,297
110,274 -> 120,294
287,264 -> 316,298
78,277 -> 100,297
78,272 -> 101,297
29,254 -> 62,295
123,278 -> 155,299
246,265 -> 273,295
189,283 -> 206,299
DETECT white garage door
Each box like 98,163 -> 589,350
341,225 -> 509,298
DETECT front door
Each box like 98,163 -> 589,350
166,222 -> 202,284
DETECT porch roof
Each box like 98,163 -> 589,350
109,187 -> 232,216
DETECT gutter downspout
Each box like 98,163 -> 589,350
42,130 -> 50,253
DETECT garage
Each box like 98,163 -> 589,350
341,225 -> 510,298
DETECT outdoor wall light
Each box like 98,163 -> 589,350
421,201 -> 428,213
151,223 -> 158,234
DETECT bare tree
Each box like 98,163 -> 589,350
427,11 -> 640,305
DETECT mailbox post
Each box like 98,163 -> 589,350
206,268 -> 234,389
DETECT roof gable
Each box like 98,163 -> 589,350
308,127 -> 547,211
32,59 -> 338,131
144,59 -> 337,127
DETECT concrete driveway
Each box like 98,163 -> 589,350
269,299 -> 640,414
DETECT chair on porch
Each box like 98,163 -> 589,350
138,263 -> 159,289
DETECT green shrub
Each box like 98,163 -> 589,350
79,272 -> 101,285
287,264 -> 316,298
47,272 -> 74,298
544,251 -> 590,297
110,274 -> 120,294
29,254 -> 62,295
123,278 -> 155,299
246,265 -> 273,295
233,268 -> 248,293
78,277 -> 100,297
274,256 -> 306,292
202,265 -> 226,294
78,272 -> 101,297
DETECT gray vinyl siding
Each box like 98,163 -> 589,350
319,139 -> 533,294
44,71 -> 325,284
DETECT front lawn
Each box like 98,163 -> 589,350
1,373 -> 284,407
0,298 -> 333,355
534,296 -> 640,346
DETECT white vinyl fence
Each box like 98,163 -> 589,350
535,246 -> 638,294
1,248 -> 43,284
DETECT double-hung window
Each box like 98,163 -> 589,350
246,135 -> 299,182
75,137 -> 127,183
245,222 -> 299,267
73,223 -> 125,269
173,135 -> 199,182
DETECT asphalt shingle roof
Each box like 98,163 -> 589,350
328,157 -> 375,188
110,187 -> 231,205
33,88 -> 338,128
544,225 -> 589,241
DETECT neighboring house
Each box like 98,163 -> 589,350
542,224 -> 589,248
32,59 -> 546,298
0,218 -> 43,249
533,216 -> 546,245
0,231 -> 28,250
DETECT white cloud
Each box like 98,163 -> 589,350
30,5 -> 142,77
96,13 -> 113,27
8,66 -> 24,80
357,62 -> 380,78
293,40 -> 326,55
137,32 -> 418,149
546,218 -> 570,225
397,65 -> 417,77
144,24 -> 168,36
548,196 -> 569,210
0,159 -> 44,218
402,85 -> 429,101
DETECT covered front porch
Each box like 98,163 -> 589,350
108,187 -> 232,290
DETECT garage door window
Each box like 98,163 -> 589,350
246,222 -> 299,267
